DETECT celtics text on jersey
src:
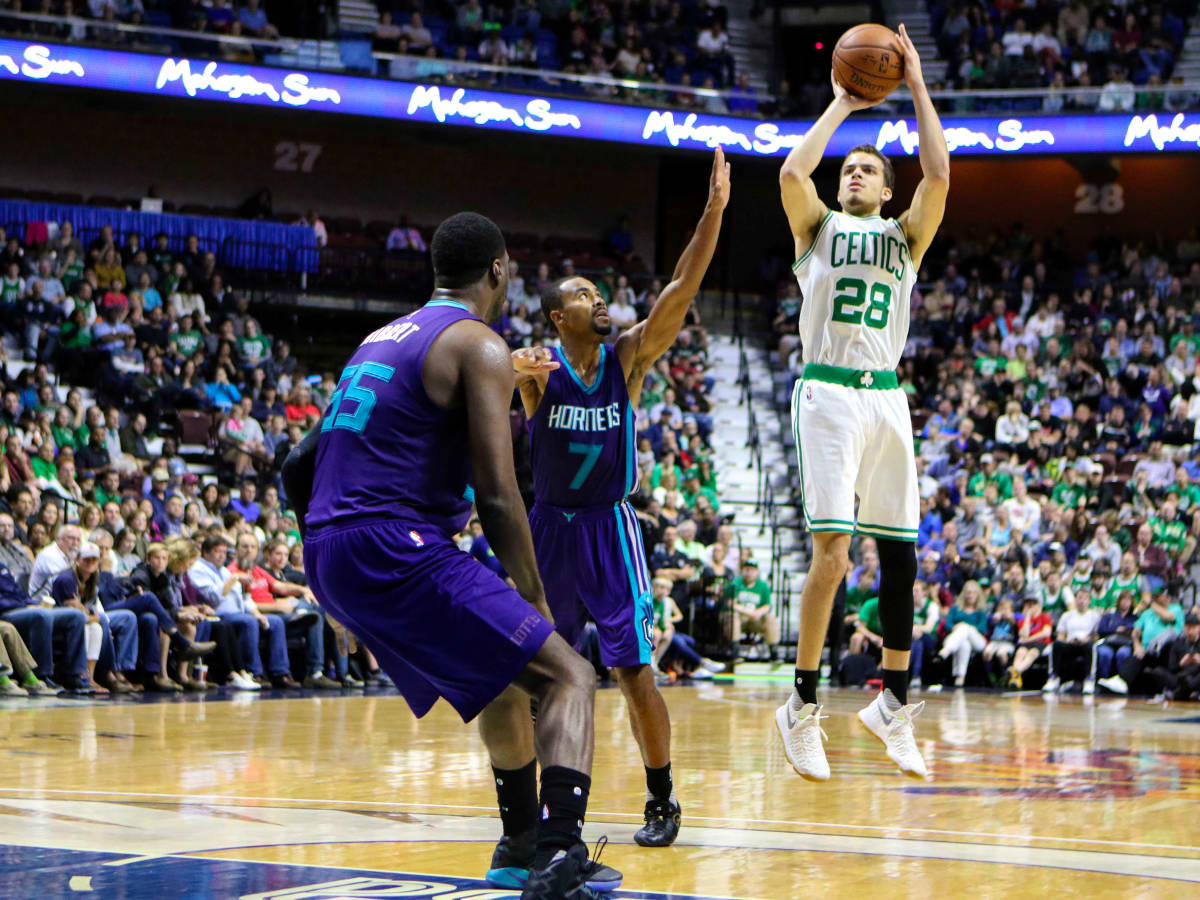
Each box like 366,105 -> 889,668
792,210 -> 916,372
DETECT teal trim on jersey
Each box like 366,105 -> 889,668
613,502 -> 653,664
624,401 -> 636,496
424,299 -> 471,311
556,345 -> 606,395
791,209 -> 834,271
802,363 -> 899,390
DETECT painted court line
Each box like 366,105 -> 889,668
2,786 -> 1199,856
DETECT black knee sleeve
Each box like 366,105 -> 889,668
876,538 -> 917,652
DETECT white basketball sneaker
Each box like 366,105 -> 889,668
775,695 -> 830,782
858,692 -> 928,779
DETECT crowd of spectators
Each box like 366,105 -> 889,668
0,213 -> 412,696
375,1 -> 753,110
931,1 -> 1196,112
770,221 -> 1200,698
0,196 -> 770,696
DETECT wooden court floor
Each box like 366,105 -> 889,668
1,680 -> 1199,898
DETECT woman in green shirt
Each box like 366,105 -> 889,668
30,441 -> 57,483
938,580 -> 990,687
51,406 -> 77,451
59,308 -> 92,352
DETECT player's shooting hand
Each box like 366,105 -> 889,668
897,24 -> 924,90
708,146 -> 731,211
830,70 -> 886,112
511,347 -> 560,376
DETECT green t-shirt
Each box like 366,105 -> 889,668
845,585 -> 876,616
0,276 -> 22,306
170,329 -> 203,358
1170,333 -> 1200,355
238,334 -> 271,365
968,470 -> 1014,500
60,321 -> 92,351
1051,482 -> 1086,509
31,456 -> 56,481
51,425 -> 77,450
1102,573 -> 1146,610
1150,517 -> 1187,556
1005,358 -> 1027,380
974,355 -> 1006,377
681,485 -> 719,512
674,538 -> 705,565
684,463 -> 716,491
94,485 -> 121,509
1136,603 -> 1185,647
726,576 -> 770,610
1170,483 -> 1200,513
650,463 -> 683,491
858,596 -> 882,634
652,595 -> 669,632
59,260 -> 84,291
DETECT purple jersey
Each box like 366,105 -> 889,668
307,300 -> 477,536
529,344 -> 636,508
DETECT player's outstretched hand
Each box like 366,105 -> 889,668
897,24 -> 924,90
512,346 -> 560,376
830,70 -> 886,113
708,146 -> 731,211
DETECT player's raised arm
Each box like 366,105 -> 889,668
461,329 -> 552,621
780,74 -> 881,255
617,148 -> 730,400
895,22 -> 949,272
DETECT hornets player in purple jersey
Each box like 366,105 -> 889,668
293,213 -> 621,900
514,149 -> 731,848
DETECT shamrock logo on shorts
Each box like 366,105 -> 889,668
860,372 -> 874,387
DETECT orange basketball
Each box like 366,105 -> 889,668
832,23 -> 905,101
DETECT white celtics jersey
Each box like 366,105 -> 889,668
792,209 -> 915,371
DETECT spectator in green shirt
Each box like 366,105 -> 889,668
169,314 -> 203,360
849,595 -> 884,656
1050,466 -> 1087,510
967,453 -> 1014,500
237,319 -> 272,371
1168,466 -> 1200,514
1150,499 -> 1191,562
724,560 -> 779,658
681,474 -> 719,513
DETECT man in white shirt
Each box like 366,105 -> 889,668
29,525 -> 82,604
188,534 -> 299,689
1082,523 -> 1122,573
1099,68 -> 1135,112
1002,19 -> 1034,56
1004,477 -> 1042,538
1134,442 -> 1177,489
1045,587 -> 1100,693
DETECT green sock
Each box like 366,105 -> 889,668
0,675 -> 11,687
22,671 -> 39,687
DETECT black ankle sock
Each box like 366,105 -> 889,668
881,668 -> 908,706
492,758 -> 538,838
534,766 -> 591,868
645,763 -> 673,803
794,668 -> 818,705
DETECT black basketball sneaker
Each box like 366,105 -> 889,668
634,798 -> 681,847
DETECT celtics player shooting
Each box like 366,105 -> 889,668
774,24 -> 949,781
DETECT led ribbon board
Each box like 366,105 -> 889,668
1,39 -> 1197,156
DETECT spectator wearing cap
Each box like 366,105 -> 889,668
146,467 -> 172,534
52,541 -> 139,694
724,559 -> 778,661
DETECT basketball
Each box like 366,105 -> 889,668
833,23 -> 905,101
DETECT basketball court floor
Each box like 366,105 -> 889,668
1,679 -> 1198,898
